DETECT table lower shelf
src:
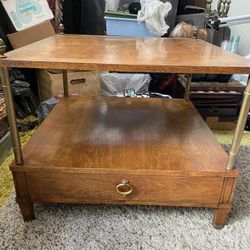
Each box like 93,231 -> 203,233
11,96 -> 238,228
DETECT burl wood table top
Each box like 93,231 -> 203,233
1,35 -> 250,74
12,96 -> 230,175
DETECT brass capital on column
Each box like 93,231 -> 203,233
0,38 -> 7,59
59,23 -> 65,35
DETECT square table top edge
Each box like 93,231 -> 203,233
0,34 -> 249,74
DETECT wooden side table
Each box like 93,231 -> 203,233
0,35 -> 250,229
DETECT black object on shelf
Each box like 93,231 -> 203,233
128,2 -> 141,14
8,69 -> 39,119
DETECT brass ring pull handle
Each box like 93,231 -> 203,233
116,179 -> 133,197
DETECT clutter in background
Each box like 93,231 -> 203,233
0,93 -> 8,139
100,73 -> 151,96
232,53 -> 250,85
0,93 -> 6,120
221,35 -> 240,54
0,116 -> 8,139
176,5 -> 205,29
37,72 -> 173,122
149,74 -> 176,96
137,0 -> 172,36
118,0 -> 140,12
36,97 -> 59,123
0,72 -> 39,134
47,0 -> 64,29
0,0 -> 56,50
105,14 -> 155,37
7,69 -> 39,119
177,75 -> 244,130
106,0 -> 120,11
0,0 -> 53,31
105,0 -> 178,37
100,72 -> 172,99
7,21 -> 55,49
205,1 -> 250,46
37,70 -> 101,101
17,115 -> 39,132
170,21 -> 207,40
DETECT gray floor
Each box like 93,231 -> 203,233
0,146 -> 250,250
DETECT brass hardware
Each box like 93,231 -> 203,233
184,74 -> 192,100
0,38 -> 7,59
226,75 -> 250,170
116,179 -> 133,197
0,67 -> 23,164
59,23 -> 65,35
62,70 -> 69,97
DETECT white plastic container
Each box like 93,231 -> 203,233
105,16 -> 155,37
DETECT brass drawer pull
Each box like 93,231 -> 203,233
116,179 -> 133,197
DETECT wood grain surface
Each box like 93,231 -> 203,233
1,35 -> 250,74
12,96 -> 229,174
26,172 -> 223,205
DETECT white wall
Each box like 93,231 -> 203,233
212,0 -> 250,56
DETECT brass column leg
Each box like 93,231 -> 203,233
0,67 -> 23,164
227,75 -> 250,170
62,70 -> 69,97
184,74 -> 192,100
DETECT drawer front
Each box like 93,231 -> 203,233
26,173 -> 223,205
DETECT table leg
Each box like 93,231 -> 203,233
213,205 -> 232,229
0,66 -> 23,164
227,75 -> 250,170
184,74 -> 192,100
62,70 -> 69,97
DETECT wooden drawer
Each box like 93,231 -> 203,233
26,172 -> 223,206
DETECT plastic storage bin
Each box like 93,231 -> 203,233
105,16 -> 155,37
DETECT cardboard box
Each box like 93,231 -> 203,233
206,117 -> 236,130
37,70 -> 101,101
1,0 -> 53,31
7,20 -> 55,49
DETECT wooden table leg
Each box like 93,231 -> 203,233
213,205 -> 232,229
213,176 -> 238,229
13,172 -> 35,221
